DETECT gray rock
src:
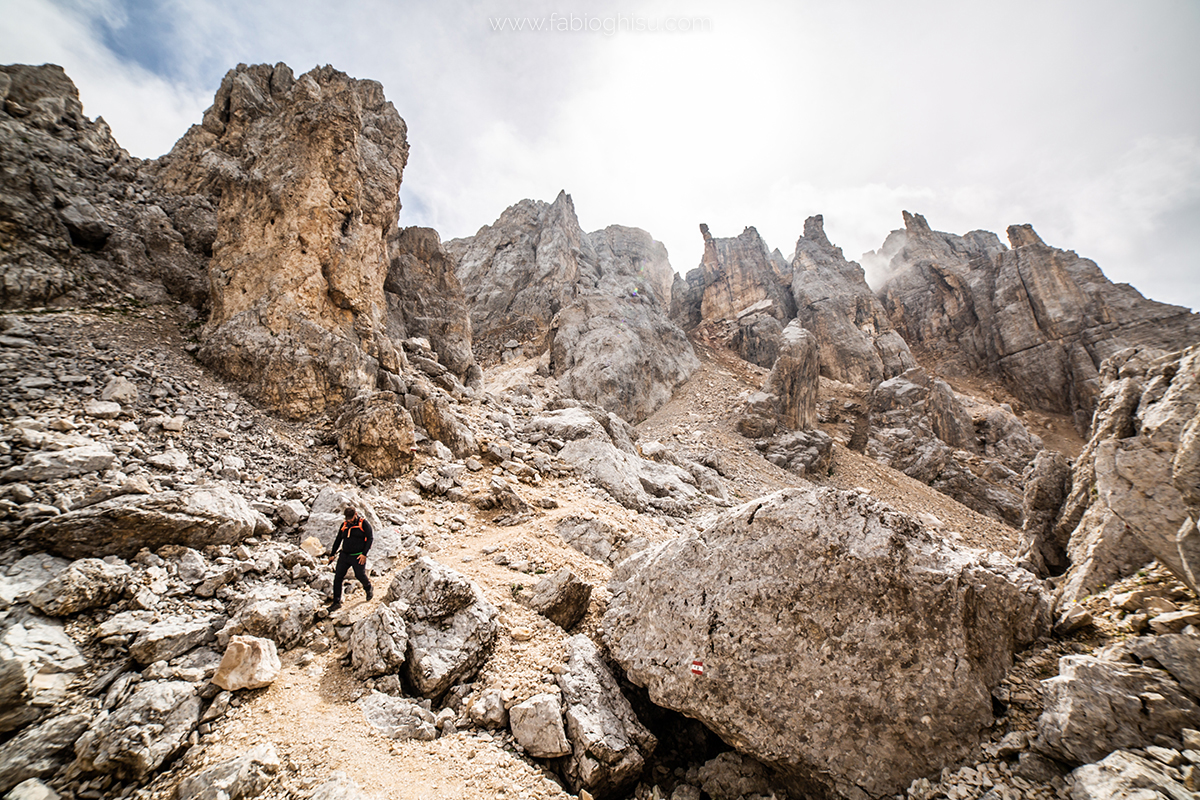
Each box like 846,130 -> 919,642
466,688 -> 509,729
760,321 -> 820,431
509,693 -> 570,758
130,617 -> 215,664
175,742 -> 280,800
0,555 -> 71,610
0,616 -> 86,733
754,428 -> 833,479
0,714 -> 90,795
526,568 -> 592,630
21,485 -> 258,560
385,558 -> 498,699
1069,749 -> 1194,800
1,444 -> 115,483
348,602 -> 408,679
555,515 -> 644,567
219,587 -> 320,649
1015,450 -> 1073,577
73,680 -> 200,779
603,486 -> 1051,800
1036,654 -> 1200,765
212,635 -> 281,691
696,752 -> 775,800
557,634 -> 656,799
357,691 -> 437,740
100,376 -> 138,406
147,448 -> 190,471
26,558 -> 131,616
309,771 -> 372,800
81,400 -> 121,419
277,499 -> 308,526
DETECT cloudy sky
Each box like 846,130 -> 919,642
5,0 -> 1198,309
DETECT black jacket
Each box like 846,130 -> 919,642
329,516 -> 373,558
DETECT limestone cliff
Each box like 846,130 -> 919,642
153,63 -> 411,418
875,212 -> 1200,431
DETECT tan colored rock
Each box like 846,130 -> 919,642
334,391 -> 415,478
155,63 -> 409,418
212,635 -> 281,690
760,322 -> 819,430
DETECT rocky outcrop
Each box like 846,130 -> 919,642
450,193 -> 697,422
0,64 -> 210,309
604,486 -> 1051,800
20,485 -> 259,560
153,63 -> 410,418
332,391 -> 415,478
758,322 -> 819,431
384,226 -> 479,387
1015,450 -> 1073,577
792,215 -> 916,385
1054,345 -> 1200,606
874,211 -> 1200,431
73,679 -> 201,779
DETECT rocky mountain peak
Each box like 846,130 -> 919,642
902,209 -> 932,234
801,213 -> 834,251
1007,223 -> 1047,249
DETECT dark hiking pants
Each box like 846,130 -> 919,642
332,552 -> 371,602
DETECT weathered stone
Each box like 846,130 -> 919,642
82,400 -> 120,419
754,428 -> 833,479
557,634 -> 656,800
219,587 -> 320,649
100,376 -> 138,406
154,63 -> 409,419
277,499 -> 308,527
176,742 -> 280,800
1,444 -> 114,482
1036,654 -> 1200,765
873,212 -> 1200,429
22,485 -> 258,560
604,486 -> 1051,800
385,558 -> 497,699
466,688 -> 508,729
212,635 -> 281,691
4,778 -> 60,800
0,714 -> 90,795
309,772 -> 372,800
0,616 -> 86,734
1015,450 -> 1073,577
760,322 -> 819,430
130,617 -> 215,663
73,680 -> 200,779
526,568 -> 592,630
555,515 -> 643,567
509,693 -> 570,758
26,558 -> 131,616
696,752 -> 775,800
334,391 -> 415,477
357,691 -> 437,740
1069,749 -> 1194,800
0,555 -> 70,610
411,397 -> 478,458
348,602 -> 408,678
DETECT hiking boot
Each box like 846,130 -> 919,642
327,599 -> 342,611
365,585 -> 374,602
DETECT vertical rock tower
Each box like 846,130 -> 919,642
154,63 -> 411,418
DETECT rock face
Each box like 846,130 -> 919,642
604,486 -> 1051,800
556,634 -> 657,799
0,64 -> 210,309
384,226 -> 479,387
685,225 -> 795,331
759,321 -> 819,431
449,192 -> 697,422
73,679 -> 201,779
333,391 -> 415,478
791,215 -> 916,385
21,485 -> 259,560
153,63 -> 410,418
1054,345 -> 1200,605
873,211 -> 1200,431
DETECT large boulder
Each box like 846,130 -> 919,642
1068,750 -> 1194,800
509,693 -> 570,758
357,692 -> 437,741
759,322 -> 819,431
556,634 -> 657,799
218,586 -> 321,649
212,635 -> 281,691
603,486 -> 1051,800
383,558 -> 497,699
302,485 -> 403,569
1055,345 -> 1200,605
333,391 -> 415,478
0,444 -> 115,483
73,680 -> 201,779
153,63 -> 409,418
0,555 -> 71,610
21,485 -> 258,560
26,558 -> 131,616
0,616 -> 87,734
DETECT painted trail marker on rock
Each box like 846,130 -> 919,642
691,659 -> 704,676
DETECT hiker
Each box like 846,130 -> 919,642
326,506 -> 374,610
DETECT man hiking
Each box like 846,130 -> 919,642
326,506 -> 373,610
